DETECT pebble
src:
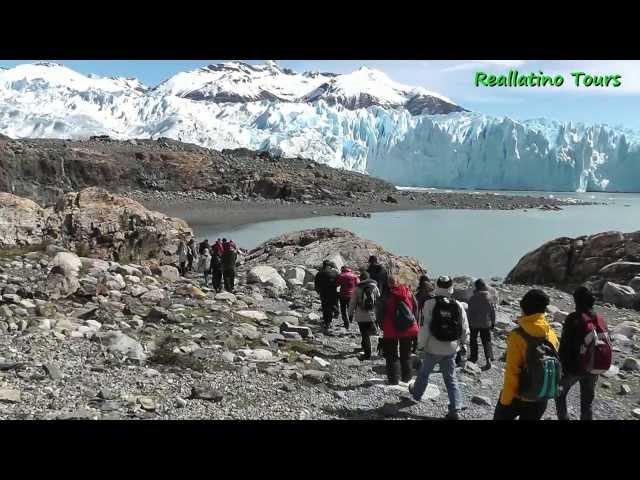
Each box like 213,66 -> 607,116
622,357 -> 640,371
471,395 -> 493,407
620,384 -> 632,395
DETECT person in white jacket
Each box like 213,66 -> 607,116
409,276 -> 470,420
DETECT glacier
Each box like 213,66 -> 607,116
1,62 -> 640,192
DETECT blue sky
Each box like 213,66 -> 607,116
2,59 -> 639,129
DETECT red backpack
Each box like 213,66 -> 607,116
578,313 -> 612,375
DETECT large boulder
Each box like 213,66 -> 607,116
244,228 -> 424,287
0,192 -> 50,247
45,252 -> 82,299
247,266 -> 287,290
0,188 -> 193,264
506,231 -> 640,288
602,282 -> 637,308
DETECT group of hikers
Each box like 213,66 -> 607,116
175,237 -> 239,293
314,256 -> 613,420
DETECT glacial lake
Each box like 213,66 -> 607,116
191,191 -> 640,279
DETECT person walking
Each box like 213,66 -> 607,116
381,274 -> 419,385
337,266 -> 359,329
494,289 -> 560,420
413,274 -> 434,353
367,256 -> 389,356
198,238 -> 211,255
210,248 -> 223,293
221,242 -> 238,292
176,240 -> 188,276
555,286 -> 612,421
410,276 -> 469,420
186,238 -> 198,272
198,248 -> 212,287
314,260 -> 339,330
348,272 -> 380,359
467,278 -> 496,371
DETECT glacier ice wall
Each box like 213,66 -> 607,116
1,65 -> 640,192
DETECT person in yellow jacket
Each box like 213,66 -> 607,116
494,289 -> 559,420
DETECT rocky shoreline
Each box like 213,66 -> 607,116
1,225 -> 639,420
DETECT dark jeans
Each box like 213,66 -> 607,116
203,271 -> 209,286
469,328 -> 494,364
339,296 -> 352,328
179,262 -> 186,276
320,295 -> 339,326
383,337 -> 414,384
357,322 -> 377,358
555,373 -> 597,420
211,268 -> 222,292
223,269 -> 235,292
494,397 -> 548,420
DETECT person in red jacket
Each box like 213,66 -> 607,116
337,266 -> 359,329
382,274 -> 419,385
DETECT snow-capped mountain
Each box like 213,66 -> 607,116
0,61 -> 639,192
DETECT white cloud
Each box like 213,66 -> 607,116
442,60 -> 526,72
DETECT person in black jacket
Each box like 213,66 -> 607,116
367,256 -> 389,355
210,249 -> 223,293
314,260 -> 339,329
221,243 -> 238,292
555,286 -> 603,421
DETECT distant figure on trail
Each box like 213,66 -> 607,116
213,238 -> 224,256
381,274 -> 419,385
348,271 -> 380,360
221,241 -> 238,292
494,289 -> 560,421
411,276 -> 469,420
314,260 -> 339,330
367,256 -> 389,356
413,274 -> 435,353
337,266 -> 359,329
467,278 -> 496,371
198,238 -> 210,255
210,247 -> 223,293
176,240 -> 188,276
187,238 -> 198,272
198,248 -> 212,287
555,286 -> 612,421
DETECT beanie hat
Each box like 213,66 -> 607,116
474,278 -> 488,291
573,286 -> 595,311
520,289 -> 550,316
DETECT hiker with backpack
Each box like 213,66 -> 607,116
494,289 -> 560,420
348,271 -> 380,360
367,256 -> 389,356
314,260 -> 340,330
337,266 -> 359,329
555,286 -> 611,421
176,239 -> 188,276
197,248 -> 212,287
467,278 -> 496,371
413,274 -> 434,354
381,274 -> 419,385
410,276 -> 469,420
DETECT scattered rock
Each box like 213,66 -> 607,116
622,357 -> 640,371
620,384 -> 632,395
0,388 -> 21,403
190,384 -> 223,402
471,395 -> 493,407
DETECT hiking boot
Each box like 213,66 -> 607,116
445,411 -> 461,420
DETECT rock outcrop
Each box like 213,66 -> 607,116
0,192 -> 50,247
244,228 -> 425,287
0,187 -> 191,264
506,230 -> 640,309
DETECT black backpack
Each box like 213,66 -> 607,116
394,300 -> 416,332
430,296 -> 462,341
361,285 -> 376,311
516,328 -> 562,401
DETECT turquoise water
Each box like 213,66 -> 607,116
194,191 -> 640,279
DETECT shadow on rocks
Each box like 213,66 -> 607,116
322,399 -> 440,420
